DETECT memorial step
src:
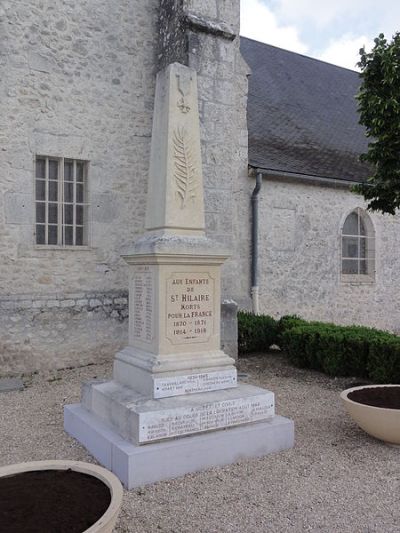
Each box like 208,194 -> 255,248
113,347 -> 237,399
65,404 -> 294,489
82,380 -> 275,445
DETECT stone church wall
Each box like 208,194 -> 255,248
250,177 -> 400,333
0,0 -> 247,373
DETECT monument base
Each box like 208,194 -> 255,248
81,380 -> 275,445
113,346 -> 237,398
64,404 -> 294,489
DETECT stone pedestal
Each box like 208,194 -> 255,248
112,236 -> 237,399
65,405 -> 294,489
82,380 -> 274,444
64,63 -> 294,488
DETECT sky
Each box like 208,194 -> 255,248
240,0 -> 400,70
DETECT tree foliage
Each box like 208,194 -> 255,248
355,33 -> 400,214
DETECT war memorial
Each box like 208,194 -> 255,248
64,62 -> 294,488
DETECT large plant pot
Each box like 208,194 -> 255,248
0,460 -> 123,533
341,385 -> 400,445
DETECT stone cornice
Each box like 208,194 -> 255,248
185,12 -> 236,41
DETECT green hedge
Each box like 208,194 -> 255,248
238,311 -> 279,354
367,336 -> 400,383
238,311 -> 400,383
280,321 -> 400,383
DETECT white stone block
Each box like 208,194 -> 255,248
64,404 -> 294,489
60,300 -> 76,308
114,343 -> 237,398
82,380 -> 274,445
64,403 -> 114,470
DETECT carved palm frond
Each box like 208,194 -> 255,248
173,127 -> 197,208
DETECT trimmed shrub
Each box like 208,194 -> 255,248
278,315 -> 307,331
238,311 -> 400,382
277,315 -> 333,346
367,336 -> 400,383
281,321 -> 400,382
238,311 -> 279,355
277,315 -> 307,344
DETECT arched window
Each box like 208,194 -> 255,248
341,209 -> 375,276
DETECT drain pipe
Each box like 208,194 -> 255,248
251,171 -> 262,315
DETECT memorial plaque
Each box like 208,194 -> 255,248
133,268 -> 154,343
153,369 -> 237,399
138,393 -> 275,443
166,272 -> 214,344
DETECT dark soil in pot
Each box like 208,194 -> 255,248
348,386 -> 400,409
0,469 -> 111,533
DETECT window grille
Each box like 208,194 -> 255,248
341,208 -> 375,276
35,156 -> 89,246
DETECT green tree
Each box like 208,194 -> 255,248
355,33 -> 400,215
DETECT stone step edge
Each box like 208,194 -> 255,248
84,381 -> 275,444
64,403 -> 294,488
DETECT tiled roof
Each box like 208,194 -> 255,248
240,37 -> 371,183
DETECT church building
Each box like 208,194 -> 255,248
241,37 -> 400,334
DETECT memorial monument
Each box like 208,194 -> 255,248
64,63 -> 294,488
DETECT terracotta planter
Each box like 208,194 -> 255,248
0,460 -> 123,532
341,385 -> 400,445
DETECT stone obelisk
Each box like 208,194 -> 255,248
112,62 -> 237,400
64,63 -> 294,488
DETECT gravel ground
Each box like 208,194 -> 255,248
1,353 -> 399,533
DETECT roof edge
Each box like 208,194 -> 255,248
240,36 -> 360,74
251,167 -> 363,188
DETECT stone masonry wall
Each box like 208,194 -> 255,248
0,0 -> 245,372
0,291 -> 129,374
0,0 -> 159,373
0,0 -> 158,297
246,177 -> 400,333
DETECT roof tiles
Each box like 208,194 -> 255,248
240,37 -> 371,182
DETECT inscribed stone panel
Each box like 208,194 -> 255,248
166,271 -> 215,344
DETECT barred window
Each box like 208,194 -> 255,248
341,208 -> 375,276
35,156 -> 89,246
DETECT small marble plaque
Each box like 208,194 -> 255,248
166,272 -> 215,345
138,392 -> 275,443
153,369 -> 237,399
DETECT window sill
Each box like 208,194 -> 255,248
34,245 -> 94,252
340,274 -> 375,285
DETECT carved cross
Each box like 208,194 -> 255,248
176,73 -> 191,114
